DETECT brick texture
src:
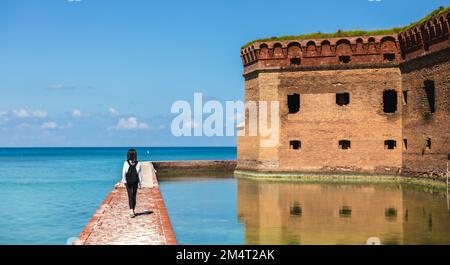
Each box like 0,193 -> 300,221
74,173 -> 176,245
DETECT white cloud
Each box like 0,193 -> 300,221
72,109 -> 83,118
14,109 -> 29,118
40,121 -> 58,130
115,117 -> 149,130
13,108 -> 48,119
33,110 -> 48,118
108,107 -> 120,117
48,83 -> 75,90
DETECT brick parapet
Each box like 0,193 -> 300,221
241,10 -> 450,75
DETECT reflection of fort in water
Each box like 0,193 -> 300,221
237,179 -> 450,245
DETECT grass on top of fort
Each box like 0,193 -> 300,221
242,6 -> 450,48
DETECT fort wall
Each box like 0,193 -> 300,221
238,10 -> 450,180
400,49 -> 450,179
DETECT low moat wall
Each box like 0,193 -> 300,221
154,160 -> 447,189
153,160 -> 237,177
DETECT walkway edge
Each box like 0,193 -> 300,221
74,162 -> 176,245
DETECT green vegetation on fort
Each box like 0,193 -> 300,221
242,6 -> 450,48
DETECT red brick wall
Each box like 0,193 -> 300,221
277,68 -> 402,174
400,48 -> 450,179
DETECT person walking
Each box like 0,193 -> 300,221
121,149 -> 141,218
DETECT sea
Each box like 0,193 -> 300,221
0,147 -> 236,245
2,147 -> 450,245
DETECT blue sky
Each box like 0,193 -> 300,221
0,0 -> 449,147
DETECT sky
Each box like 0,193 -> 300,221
0,0 -> 449,147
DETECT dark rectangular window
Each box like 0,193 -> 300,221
385,208 -> 398,219
339,56 -> 351,64
424,80 -> 436,113
383,90 -> 398,113
290,202 -> 302,217
290,140 -> 301,150
425,137 -> 432,149
339,140 -> 351,150
290,58 -> 301,66
403,139 -> 408,150
336,93 -> 350,106
287,94 -> 300,114
384,53 -> 396,61
385,140 -> 397,150
339,206 -> 352,218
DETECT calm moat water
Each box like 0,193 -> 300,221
160,177 -> 450,245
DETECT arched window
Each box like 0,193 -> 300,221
320,40 -> 333,56
245,53 -> 251,64
440,16 -> 448,34
336,39 -> 352,55
288,42 -> 302,65
415,29 -> 422,46
306,41 -> 317,57
259,44 -> 270,59
367,37 -> 377,53
336,39 -> 352,63
434,19 -> 442,36
410,30 -> 417,46
287,42 -> 302,58
381,37 -> 397,61
421,25 -> 430,51
427,21 -> 436,39
273,43 -> 284,58
355,38 -> 364,54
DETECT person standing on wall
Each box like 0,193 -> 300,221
121,149 -> 141,218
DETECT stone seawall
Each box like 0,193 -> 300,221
153,160 -> 237,176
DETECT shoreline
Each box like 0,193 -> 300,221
153,160 -> 448,190
235,170 -> 449,190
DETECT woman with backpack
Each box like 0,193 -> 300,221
121,149 -> 141,218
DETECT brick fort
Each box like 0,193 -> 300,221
237,8 -> 450,180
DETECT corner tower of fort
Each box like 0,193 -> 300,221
238,9 -> 450,179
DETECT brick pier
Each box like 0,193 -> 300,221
74,162 -> 177,245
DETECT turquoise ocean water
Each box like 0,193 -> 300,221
0,147 -> 236,245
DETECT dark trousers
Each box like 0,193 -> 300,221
126,182 -> 139,210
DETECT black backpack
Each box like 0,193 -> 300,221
126,161 -> 139,184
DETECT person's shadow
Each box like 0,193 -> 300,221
135,210 -> 153,217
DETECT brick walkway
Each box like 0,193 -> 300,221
74,164 -> 176,245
